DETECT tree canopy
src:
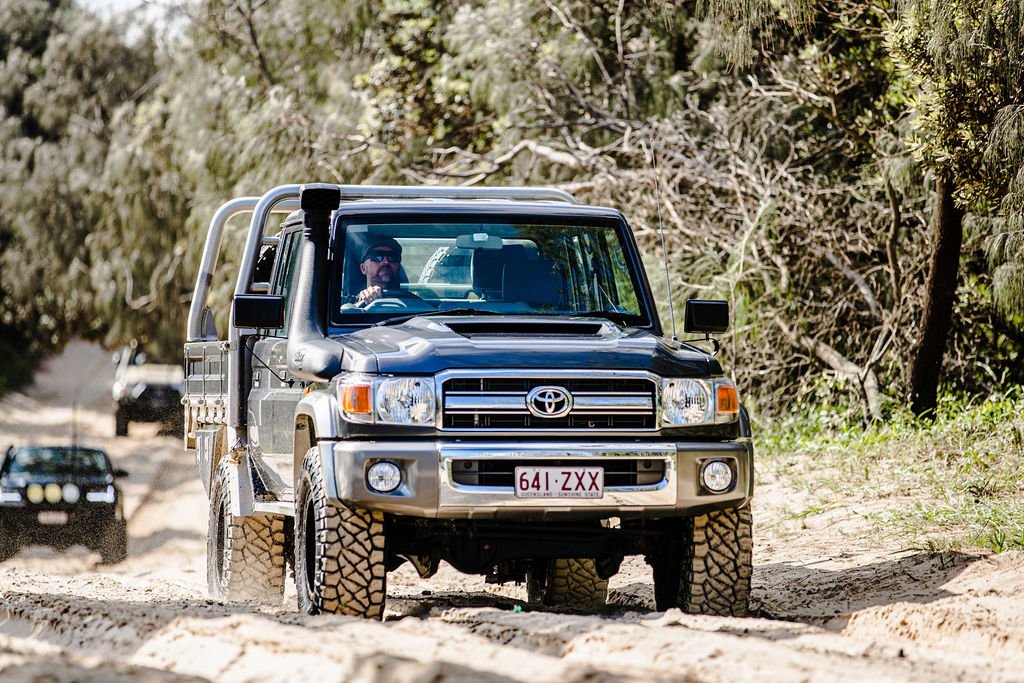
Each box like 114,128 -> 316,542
1,0 -> 1023,418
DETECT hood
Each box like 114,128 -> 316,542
329,316 -> 719,376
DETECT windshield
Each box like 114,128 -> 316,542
5,447 -> 110,476
331,218 -> 647,326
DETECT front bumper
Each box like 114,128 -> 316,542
325,439 -> 753,520
0,504 -> 117,545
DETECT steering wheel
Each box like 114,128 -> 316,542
362,297 -> 413,311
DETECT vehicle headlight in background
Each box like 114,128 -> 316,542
0,487 -> 22,503
26,484 -> 44,504
62,483 -> 80,504
44,483 -> 62,504
86,486 -> 116,503
661,377 -> 741,426
337,375 -> 435,426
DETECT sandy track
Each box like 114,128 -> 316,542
1,342 -> 1023,681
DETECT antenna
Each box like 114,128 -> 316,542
649,139 -> 677,340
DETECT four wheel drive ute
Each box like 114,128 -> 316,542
183,183 -> 753,619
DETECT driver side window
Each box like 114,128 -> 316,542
267,232 -> 303,337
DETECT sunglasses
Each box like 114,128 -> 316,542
366,252 -> 400,263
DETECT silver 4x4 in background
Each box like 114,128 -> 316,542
183,183 -> 753,619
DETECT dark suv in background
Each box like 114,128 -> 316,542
112,343 -> 184,436
0,445 -> 128,563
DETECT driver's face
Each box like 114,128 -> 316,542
361,248 -> 399,289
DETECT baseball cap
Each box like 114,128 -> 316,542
360,236 -> 403,262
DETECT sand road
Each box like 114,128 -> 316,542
1,341 -> 1022,682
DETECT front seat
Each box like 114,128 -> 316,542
502,257 -> 564,310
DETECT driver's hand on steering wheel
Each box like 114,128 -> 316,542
356,286 -> 383,307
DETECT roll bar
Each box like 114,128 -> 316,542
186,183 -> 578,432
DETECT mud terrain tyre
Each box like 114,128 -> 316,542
114,408 -> 129,437
295,448 -> 386,618
98,519 -> 128,564
207,459 -> 286,604
652,507 -> 752,616
527,558 -> 609,609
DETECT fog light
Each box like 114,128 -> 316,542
62,483 -> 80,504
367,461 -> 401,493
701,460 -> 733,493
44,483 -> 62,504
26,484 -> 44,504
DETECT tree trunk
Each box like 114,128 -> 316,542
908,176 -> 964,417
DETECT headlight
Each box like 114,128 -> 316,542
26,484 -> 44,504
86,486 -> 116,503
0,488 -> 22,503
662,378 -> 711,425
62,483 -> 80,504
44,483 -> 62,504
376,377 -> 435,425
337,375 -> 435,426
661,377 -> 740,426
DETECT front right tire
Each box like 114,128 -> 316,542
651,507 -> 753,616
294,448 -> 387,618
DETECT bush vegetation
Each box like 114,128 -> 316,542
1,0 -> 1023,427
760,391 -> 1024,552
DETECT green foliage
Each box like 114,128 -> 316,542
0,0 -> 159,378
0,0 -> 1021,416
890,0 -> 1024,321
761,390 -> 1024,551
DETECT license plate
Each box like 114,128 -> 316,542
514,467 -> 604,499
37,511 -> 68,525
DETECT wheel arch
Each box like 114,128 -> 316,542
293,390 -> 339,490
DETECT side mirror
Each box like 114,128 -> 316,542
233,294 -> 285,329
683,299 -> 729,334
112,468 -> 129,479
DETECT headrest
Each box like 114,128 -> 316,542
502,258 -> 564,309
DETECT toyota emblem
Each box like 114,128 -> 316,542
526,386 -> 573,419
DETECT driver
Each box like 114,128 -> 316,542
356,236 -> 404,307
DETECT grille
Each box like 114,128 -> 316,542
441,376 -> 657,430
450,458 -> 667,488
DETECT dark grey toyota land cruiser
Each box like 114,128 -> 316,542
183,184 -> 752,619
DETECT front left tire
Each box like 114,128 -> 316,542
294,448 -> 387,618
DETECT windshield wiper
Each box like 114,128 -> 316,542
556,310 -> 644,325
374,308 -> 505,327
